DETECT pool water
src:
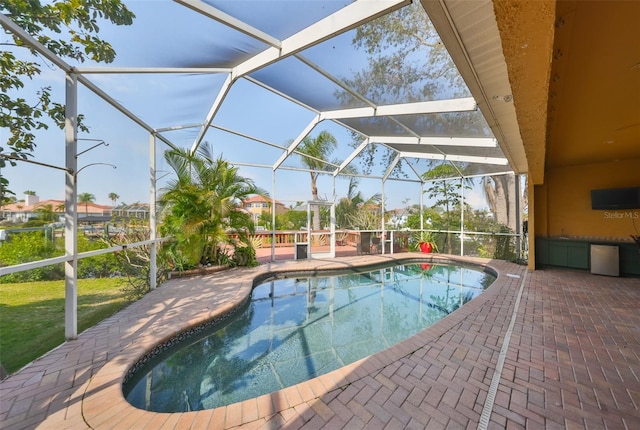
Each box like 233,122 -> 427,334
124,262 -> 494,412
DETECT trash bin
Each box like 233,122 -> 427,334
295,243 -> 308,260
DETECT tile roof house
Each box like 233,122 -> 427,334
242,195 -> 288,225
0,194 -> 112,223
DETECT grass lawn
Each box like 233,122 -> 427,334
0,278 -> 130,374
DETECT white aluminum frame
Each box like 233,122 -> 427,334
0,0 -> 521,343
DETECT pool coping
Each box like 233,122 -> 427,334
79,253 -> 520,429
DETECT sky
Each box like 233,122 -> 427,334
1,1 -> 496,212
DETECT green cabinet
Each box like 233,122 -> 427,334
545,240 -> 589,269
619,243 -> 640,276
536,238 -> 640,277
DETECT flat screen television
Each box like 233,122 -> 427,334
591,186 -> 640,210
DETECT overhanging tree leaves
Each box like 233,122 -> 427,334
344,2 -> 468,174
351,3 -> 465,103
0,0 -> 135,197
346,2 -> 519,229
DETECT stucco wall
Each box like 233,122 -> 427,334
534,159 -> 640,241
492,0 -> 555,185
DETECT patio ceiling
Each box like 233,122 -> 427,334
2,0 -> 520,183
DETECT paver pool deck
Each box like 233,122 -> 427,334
1,253 -> 639,429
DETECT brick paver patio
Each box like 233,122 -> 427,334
1,253 -> 639,429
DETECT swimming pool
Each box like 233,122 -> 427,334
123,261 -> 495,412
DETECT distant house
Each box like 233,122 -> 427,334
1,196 -> 64,223
76,201 -> 113,220
111,203 -> 150,220
1,195 -> 68,223
360,202 -> 382,216
387,208 -> 408,228
0,194 -> 112,224
242,195 -> 287,225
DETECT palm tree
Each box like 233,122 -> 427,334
1,195 -> 17,206
336,176 -> 381,229
108,192 -> 119,207
77,192 -> 96,217
297,131 -> 337,230
481,175 -> 527,232
159,142 -> 266,267
34,204 -> 59,223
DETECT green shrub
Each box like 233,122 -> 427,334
77,234 -> 121,278
232,245 -> 258,267
0,231 -> 60,283
0,231 -> 124,283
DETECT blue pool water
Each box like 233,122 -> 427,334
123,262 -> 494,412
